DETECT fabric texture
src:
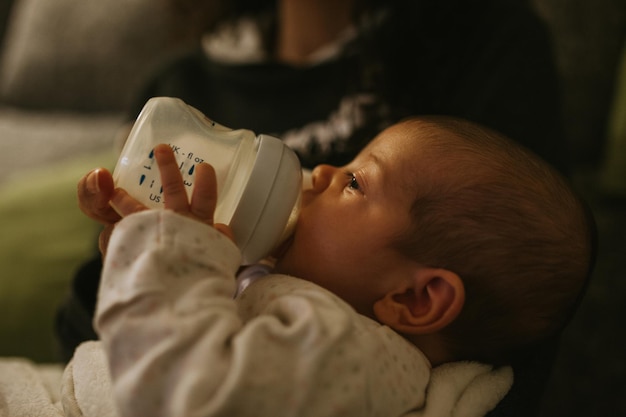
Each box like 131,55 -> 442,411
0,358 -> 64,417
61,342 -> 117,417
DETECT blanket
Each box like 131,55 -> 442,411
0,358 -> 63,416
0,341 -> 117,417
0,340 -> 512,417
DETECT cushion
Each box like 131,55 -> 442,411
0,150 -> 115,362
0,108 -> 123,182
0,0 -> 175,111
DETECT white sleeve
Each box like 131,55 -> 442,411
95,210 -> 430,417
95,209 -> 243,417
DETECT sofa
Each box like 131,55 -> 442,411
0,0 -> 624,415
0,0 -> 195,362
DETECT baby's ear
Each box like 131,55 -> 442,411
373,267 -> 465,335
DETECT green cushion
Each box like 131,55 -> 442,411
0,151 -> 114,362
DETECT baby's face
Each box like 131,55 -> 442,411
274,121 -> 425,317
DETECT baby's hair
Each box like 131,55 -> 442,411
393,116 -> 595,364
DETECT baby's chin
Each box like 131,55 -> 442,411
267,234 -> 295,271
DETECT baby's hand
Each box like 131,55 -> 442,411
112,143 -> 234,233
79,144 -> 234,256
151,144 -> 234,239
78,167 -> 121,225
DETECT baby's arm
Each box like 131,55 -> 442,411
96,209 -> 243,416
94,144 -> 244,415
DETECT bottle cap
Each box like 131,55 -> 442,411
233,134 -> 301,264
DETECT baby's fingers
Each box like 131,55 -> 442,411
110,188 -> 148,217
153,144 -> 189,212
77,168 -> 120,224
151,144 -> 230,238
190,162 -> 218,225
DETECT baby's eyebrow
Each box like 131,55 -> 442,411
362,152 -> 386,194
368,153 -> 382,166
370,151 -> 413,197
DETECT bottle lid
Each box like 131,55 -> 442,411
233,134 -> 302,264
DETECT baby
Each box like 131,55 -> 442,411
70,116 -> 593,416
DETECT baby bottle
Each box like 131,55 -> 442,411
112,97 -> 302,264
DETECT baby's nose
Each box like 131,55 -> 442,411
311,164 -> 335,192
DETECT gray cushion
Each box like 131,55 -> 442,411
0,0 -> 175,111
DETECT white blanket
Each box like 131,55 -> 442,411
0,341 -> 512,417
0,341 -> 117,417
0,357 -> 63,417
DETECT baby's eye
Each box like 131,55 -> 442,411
345,172 -> 360,191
